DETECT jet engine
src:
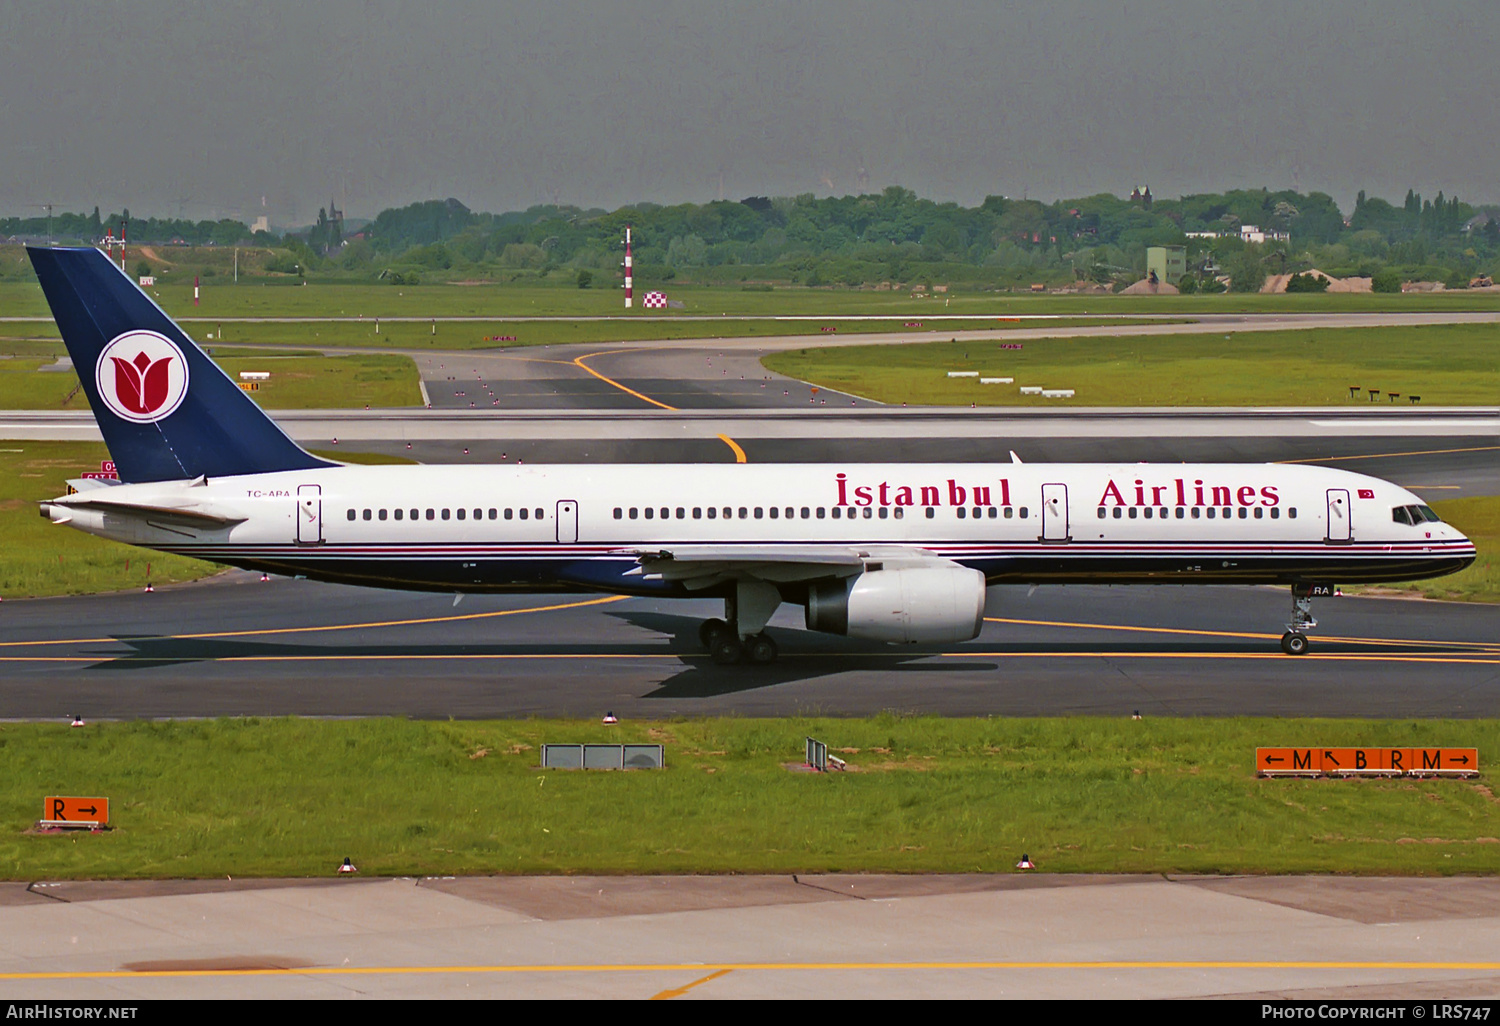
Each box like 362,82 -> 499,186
805,566 -> 987,643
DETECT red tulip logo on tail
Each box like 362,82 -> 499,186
95,331 -> 189,423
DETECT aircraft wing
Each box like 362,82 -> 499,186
628,544 -> 963,589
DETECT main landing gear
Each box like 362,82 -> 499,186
1280,583 -> 1328,656
699,579 -> 783,665
700,618 -> 778,665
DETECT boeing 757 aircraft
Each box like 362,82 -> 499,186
29,246 -> 1475,663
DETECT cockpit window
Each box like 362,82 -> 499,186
1395,504 -> 1441,525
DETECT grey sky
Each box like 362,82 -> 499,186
2,1 -> 1495,225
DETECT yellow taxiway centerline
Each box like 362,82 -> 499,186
0,595 -> 628,648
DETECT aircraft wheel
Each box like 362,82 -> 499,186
1281,632 -> 1309,656
746,633 -> 778,665
710,635 -> 744,665
699,618 -> 730,649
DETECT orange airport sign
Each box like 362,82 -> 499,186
42,796 -> 109,826
1257,748 -> 1478,779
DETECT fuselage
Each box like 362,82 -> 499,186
51,461 -> 1477,596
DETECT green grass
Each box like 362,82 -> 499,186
0,442 -> 218,597
0,353 -> 422,410
5,716 -> 1500,879
213,354 -> 422,409
0,278 -> 1497,321
0,315 -> 1163,352
762,323 -> 1500,406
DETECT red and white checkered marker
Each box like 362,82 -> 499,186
1016,854 -> 1035,869
642,291 -> 668,309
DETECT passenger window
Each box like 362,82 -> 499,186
816,508 -> 825,519
723,507 -> 732,519
739,507 -> 748,519
1191,507 -> 1200,519
1175,507 -> 1185,519
441,509 -> 450,520
394,509 -> 403,521
505,508 -> 514,520
1128,507 -> 1138,519
1004,507 -> 1014,519
863,507 -> 873,519
489,509 -> 497,520
426,509 -> 435,520
628,508 -> 636,519
1289,508 -> 1297,519
519,508 -> 528,520
879,507 -> 889,519
1143,508 -> 1152,520
754,507 -> 763,519
925,508 -> 935,519
456,509 -> 465,521
707,507 -> 716,519
644,508 -> 653,520
786,508 -> 794,519
956,508 -> 966,519
474,509 -> 482,520
677,508 -> 686,519
693,508 -> 702,519
378,509 -> 387,521
894,507 -> 904,519
1254,507 -> 1263,519
411,509 -> 419,521
801,507 -> 810,519
1019,507 -> 1028,518
362,509 -> 372,521
1112,507 -> 1123,519
1270,508 -> 1279,519
768,507 -> 778,519
1206,508 -> 1215,519
614,508 -> 622,520
346,509 -> 355,521
831,508 -> 841,519
1238,508 -> 1248,519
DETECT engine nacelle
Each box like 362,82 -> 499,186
805,566 -> 987,644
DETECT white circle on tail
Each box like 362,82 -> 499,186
95,330 -> 190,423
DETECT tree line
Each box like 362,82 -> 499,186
4,186 -> 1496,290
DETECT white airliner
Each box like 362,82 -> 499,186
30,246 -> 1476,662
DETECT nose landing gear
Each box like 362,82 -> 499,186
1281,583 -> 1332,655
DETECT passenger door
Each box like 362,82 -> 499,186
296,484 -> 323,545
1325,488 -> 1351,543
556,499 -> 578,544
1041,483 -> 1069,542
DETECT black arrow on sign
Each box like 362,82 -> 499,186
79,806 -> 97,816
1451,755 -> 1470,765
1324,751 -> 1340,766
1265,756 -> 1284,764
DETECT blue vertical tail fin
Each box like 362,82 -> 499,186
27,246 -> 334,483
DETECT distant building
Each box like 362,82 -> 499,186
250,216 -> 269,234
1239,225 -> 1290,245
1146,245 -> 1186,285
